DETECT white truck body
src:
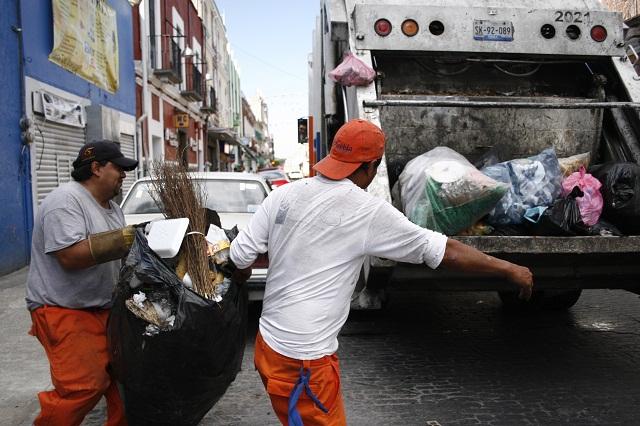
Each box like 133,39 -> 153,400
309,0 -> 640,309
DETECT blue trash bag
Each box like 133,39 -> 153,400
482,148 -> 563,225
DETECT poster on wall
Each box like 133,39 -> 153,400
40,91 -> 86,128
48,0 -> 119,93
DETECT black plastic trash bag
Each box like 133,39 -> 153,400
589,162 -> 640,234
108,229 -> 248,426
577,219 -> 623,236
530,187 -> 584,236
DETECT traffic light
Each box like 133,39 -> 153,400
297,117 -> 308,144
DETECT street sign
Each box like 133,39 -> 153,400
174,114 -> 189,128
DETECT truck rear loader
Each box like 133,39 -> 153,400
308,0 -> 640,310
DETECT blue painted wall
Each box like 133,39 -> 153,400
0,0 -> 135,275
20,0 -> 135,115
0,1 -> 32,274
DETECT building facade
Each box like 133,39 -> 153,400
133,0 -> 209,173
1,1 -> 32,274
1,0 -> 136,274
250,92 -> 275,168
241,96 -> 259,172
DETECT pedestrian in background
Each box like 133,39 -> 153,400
230,119 -> 533,426
26,141 -> 138,426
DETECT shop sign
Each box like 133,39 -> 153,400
174,114 -> 189,128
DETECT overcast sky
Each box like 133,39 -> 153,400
216,0 -> 317,167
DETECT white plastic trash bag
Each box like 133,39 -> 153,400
482,148 -> 563,225
397,147 -> 508,235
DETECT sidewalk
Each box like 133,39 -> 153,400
0,267 -> 47,426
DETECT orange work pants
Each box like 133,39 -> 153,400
29,306 -> 126,426
254,332 -> 347,426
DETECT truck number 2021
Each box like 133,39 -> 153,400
554,11 -> 590,24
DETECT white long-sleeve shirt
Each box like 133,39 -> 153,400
231,175 -> 447,359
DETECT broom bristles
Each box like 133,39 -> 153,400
150,162 -> 215,298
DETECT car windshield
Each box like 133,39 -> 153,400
121,179 -> 268,214
259,170 -> 287,180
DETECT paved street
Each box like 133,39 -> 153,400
3,267 -> 640,425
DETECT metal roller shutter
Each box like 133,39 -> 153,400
32,116 -> 86,204
118,132 -> 137,197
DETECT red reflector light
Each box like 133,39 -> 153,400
591,25 -> 607,42
374,19 -> 392,36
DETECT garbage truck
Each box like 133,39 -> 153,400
308,0 -> 640,310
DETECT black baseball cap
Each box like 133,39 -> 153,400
73,140 -> 138,171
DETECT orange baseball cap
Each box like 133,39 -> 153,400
313,119 -> 385,180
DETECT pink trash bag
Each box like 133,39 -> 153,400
329,52 -> 376,86
561,166 -> 603,226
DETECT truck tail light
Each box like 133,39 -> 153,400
428,20 -> 445,36
566,25 -> 581,40
374,19 -> 392,36
540,24 -> 556,39
401,19 -> 419,37
591,25 -> 607,42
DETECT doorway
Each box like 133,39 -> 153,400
177,130 -> 188,167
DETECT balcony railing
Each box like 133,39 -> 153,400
200,86 -> 217,114
181,63 -> 203,102
152,35 -> 182,84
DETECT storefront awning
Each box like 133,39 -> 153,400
208,127 -> 240,144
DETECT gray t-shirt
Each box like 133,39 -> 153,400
26,181 -> 125,311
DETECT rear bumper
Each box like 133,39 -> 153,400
376,236 -> 640,292
247,268 -> 267,301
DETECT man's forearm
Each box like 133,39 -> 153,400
439,238 -> 511,278
438,238 -> 533,300
54,239 -> 97,270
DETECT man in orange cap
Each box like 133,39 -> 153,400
230,119 -> 533,426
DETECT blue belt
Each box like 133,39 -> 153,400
288,367 -> 329,426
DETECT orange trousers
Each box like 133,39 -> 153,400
254,332 -> 347,426
29,306 -> 126,426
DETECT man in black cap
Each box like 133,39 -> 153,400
26,140 -> 138,426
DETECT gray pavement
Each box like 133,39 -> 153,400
4,266 -> 640,425
0,267 -> 46,426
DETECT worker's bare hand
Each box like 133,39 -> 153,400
506,264 -> 533,300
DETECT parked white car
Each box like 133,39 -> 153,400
287,170 -> 304,181
120,172 -> 270,301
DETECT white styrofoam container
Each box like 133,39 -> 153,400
146,218 -> 190,258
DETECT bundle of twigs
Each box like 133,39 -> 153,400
150,161 -> 216,298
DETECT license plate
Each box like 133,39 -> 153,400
473,20 -> 514,42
